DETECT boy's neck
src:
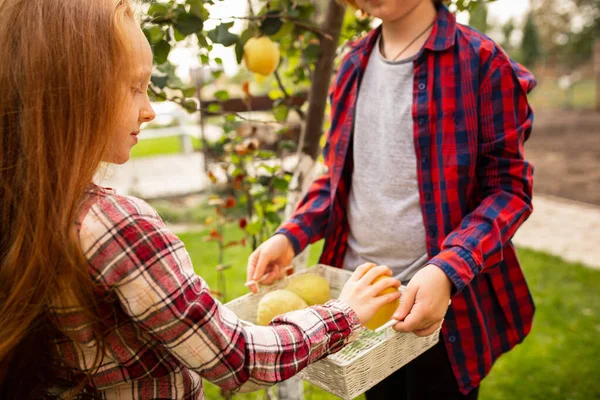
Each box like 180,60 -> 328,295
380,1 -> 437,60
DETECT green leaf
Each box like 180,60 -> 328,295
265,212 -> 281,225
183,100 -> 198,113
182,86 -> 197,97
231,167 -> 244,177
249,185 -> 266,197
235,40 -> 245,64
173,27 -> 186,42
253,203 -> 264,218
260,11 -> 284,36
297,4 -> 316,20
259,164 -> 277,174
225,114 -> 236,123
258,150 -> 277,159
196,33 -> 209,48
303,43 -> 320,61
270,21 -> 295,41
214,90 -> 229,101
151,74 -> 169,89
287,7 -> 301,19
268,89 -> 284,100
208,24 -> 239,47
272,104 -> 289,122
245,221 -> 262,236
148,3 -> 169,18
144,26 -> 165,44
278,140 -> 297,151
273,177 -> 289,191
187,0 -> 207,19
207,103 -> 222,113
148,88 -> 167,102
153,40 -> 171,65
174,12 -> 204,35
240,28 -> 255,45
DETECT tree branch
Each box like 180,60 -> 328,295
149,84 -> 301,126
274,69 -> 306,120
205,14 -> 334,41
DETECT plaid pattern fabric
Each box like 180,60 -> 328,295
51,185 -> 360,399
277,6 -> 536,394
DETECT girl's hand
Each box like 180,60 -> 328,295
339,263 -> 402,325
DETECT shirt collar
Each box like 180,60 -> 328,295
348,5 -> 457,68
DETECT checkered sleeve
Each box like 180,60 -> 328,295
80,195 -> 361,392
428,54 -> 535,293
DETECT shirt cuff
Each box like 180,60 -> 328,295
275,223 -> 309,256
427,246 -> 479,294
324,299 -> 362,344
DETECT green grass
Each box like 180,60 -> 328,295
529,78 -> 596,111
130,135 -> 201,159
176,227 -> 600,400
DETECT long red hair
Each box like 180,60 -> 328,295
0,0 -> 137,397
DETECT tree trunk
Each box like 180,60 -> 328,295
595,39 -> 600,113
284,0 -> 344,269
279,1 -> 346,399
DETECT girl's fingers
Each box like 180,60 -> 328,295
348,263 -> 376,282
368,276 -> 401,296
374,290 -> 402,307
360,265 -> 392,285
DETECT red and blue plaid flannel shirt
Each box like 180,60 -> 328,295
51,185 -> 360,399
277,6 -> 536,393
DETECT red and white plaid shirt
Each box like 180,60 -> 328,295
51,185 -> 360,399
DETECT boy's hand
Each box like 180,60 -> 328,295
246,234 -> 295,293
339,263 -> 402,325
392,264 -> 452,336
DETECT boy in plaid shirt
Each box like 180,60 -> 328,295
248,1 -> 537,398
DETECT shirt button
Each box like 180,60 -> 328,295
418,82 -> 426,91
429,225 -> 437,235
448,335 -> 456,343
418,118 -> 426,125
424,193 -> 432,201
421,156 -> 428,163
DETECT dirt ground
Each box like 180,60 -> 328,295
527,109 -> 600,206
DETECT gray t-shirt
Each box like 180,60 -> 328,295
343,35 -> 428,284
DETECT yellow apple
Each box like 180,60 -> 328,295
286,274 -> 331,306
256,289 -> 308,326
364,275 -> 400,331
243,36 -> 280,76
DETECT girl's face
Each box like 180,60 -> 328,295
104,19 -> 155,164
354,0 -> 428,22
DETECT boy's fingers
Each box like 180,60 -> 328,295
252,251 -> 270,281
413,322 -> 439,337
247,252 -> 258,283
393,312 -> 419,333
393,284 -> 417,321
